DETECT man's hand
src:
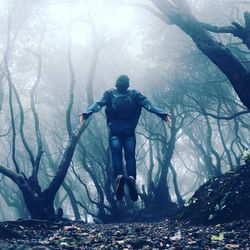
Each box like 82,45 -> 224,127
165,114 -> 171,127
79,114 -> 85,124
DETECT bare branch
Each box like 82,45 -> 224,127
175,150 -> 205,177
12,79 -> 35,167
4,14 -> 20,173
66,18 -> 75,137
187,94 -> 250,120
4,11 -> 36,171
43,121 -> 90,200
203,110 -> 250,120
199,11 -> 250,50
0,126 -> 11,137
0,165 -> 22,185
71,166 -> 99,206
75,201 -> 97,218
200,22 -> 241,36
198,21 -> 250,50
29,24 -> 46,174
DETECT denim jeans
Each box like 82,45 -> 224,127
109,131 -> 136,179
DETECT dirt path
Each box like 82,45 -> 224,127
0,219 -> 249,249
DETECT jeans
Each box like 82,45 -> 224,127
109,131 -> 136,179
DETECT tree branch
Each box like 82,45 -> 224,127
4,14 -> 20,173
0,126 -> 11,137
199,20 -> 250,50
147,0 -> 250,109
12,77 -> 36,168
72,167 -> 99,206
0,165 -> 22,185
4,13 -> 36,170
199,22 -> 242,36
203,110 -> 250,120
43,122 -> 89,200
66,18 -> 75,137
188,93 -> 250,120
29,24 -> 46,175
75,201 -> 97,218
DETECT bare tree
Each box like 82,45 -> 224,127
0,10 -> 88,220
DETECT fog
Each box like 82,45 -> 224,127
0,0 -> 249,222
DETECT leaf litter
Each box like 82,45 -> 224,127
0,219 -> 249,249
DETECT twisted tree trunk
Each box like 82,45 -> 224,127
146,0 -> 250,110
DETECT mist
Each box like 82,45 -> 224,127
0,0 -> 249,223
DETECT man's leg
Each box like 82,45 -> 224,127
124,133 -> 138,201
109,135 -> 123,178
109,135 -> 125,200
123,133 -> 136,178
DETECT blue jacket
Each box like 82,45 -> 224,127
82,89 -> 168,133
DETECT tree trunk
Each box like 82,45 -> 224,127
154,138 -> 175,206
147,139 -> 154,193
154,113 -> 178,209
154,161 -> 172,206
22,193 -> 55,220
62,182 -> 81,221
169,163 -> 184,207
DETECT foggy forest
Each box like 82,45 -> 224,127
0,0 -> 249,249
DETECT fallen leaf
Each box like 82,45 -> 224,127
63,226 -> 81,232
224,244 -> 240,249
170,230 -> 181,241
117,240 -> 125,244
211,232 -> 224,241
60,242 -> 70,247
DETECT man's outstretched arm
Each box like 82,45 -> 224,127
79,91 -> 110,124
136,91 -> 171,126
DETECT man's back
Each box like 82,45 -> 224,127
105,88 -> 141,120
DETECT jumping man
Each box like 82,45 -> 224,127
80,75 -> 170,201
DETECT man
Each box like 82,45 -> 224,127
80,75 -> 170,201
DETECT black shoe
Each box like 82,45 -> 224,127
127,176 -> 138,201
115,175 -> 125,200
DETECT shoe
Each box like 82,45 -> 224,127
127,176 -> 138,201
115,175 -> 125,200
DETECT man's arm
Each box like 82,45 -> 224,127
79,91 -> 110,124
136,91 -> 171,125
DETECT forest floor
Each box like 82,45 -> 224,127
0,218 -> 249,250
0,164 -> 249,249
